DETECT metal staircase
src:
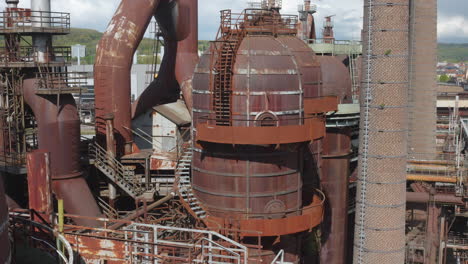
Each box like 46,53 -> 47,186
349,53 -> 360,103
175,145 -> 207,220
89,142 -> 149,199
211,10 -> 245,126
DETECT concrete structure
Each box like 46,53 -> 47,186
408,0 -> 438,154
354,0 -> 409,263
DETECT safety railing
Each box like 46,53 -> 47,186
34,71 -> 87,94
0,151 -> 26,167
0,45 -> 71,64
219,8 -> 298,36
197,113 -> 317,127
308,39 -> 363,46
52,212 -> 249,264
9,211 -> 74,264
89,142 -> 144,198
0,9 -> 70,34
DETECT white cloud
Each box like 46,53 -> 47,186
0,0 -> 466,42
438,15 -> 468,43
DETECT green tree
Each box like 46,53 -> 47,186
438,74 -> 450,83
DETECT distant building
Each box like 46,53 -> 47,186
68,64 -> 160,123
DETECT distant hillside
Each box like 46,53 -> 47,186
53,28 -> 159,64
3,28 -> 467,63
438,43 -> 468,62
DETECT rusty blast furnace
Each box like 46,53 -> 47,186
192,8 -> 334,262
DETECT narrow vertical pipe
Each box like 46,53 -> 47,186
104,114 -> 117,208
6,0 -> 18,8
0,176 -> 10,264
353,0 -> 409,263
317,56 -> 353,264
31,0 -> 52,63
175,0 -> 199,112
321,129 -> 351,264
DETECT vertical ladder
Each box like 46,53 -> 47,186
356,0 -> 374,263
212,10 -> 245,126
349,51 -> 360,104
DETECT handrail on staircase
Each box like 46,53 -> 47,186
200,237 -> 242,264
89,142 -> 143,196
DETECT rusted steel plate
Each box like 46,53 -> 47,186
196,119 -> 325,145
238,195 -> 323,236
205,194 -> 324,237
304,96 -> 339,114
26,150 -> 52,223
150,152 -> 177,170
65,234 -> 127,262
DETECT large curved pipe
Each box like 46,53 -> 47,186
132,0 -> 198,118
132,38 -> 179,118
94,0 -> 162,155
175,0 -> 198,112
23,79 -> 101,227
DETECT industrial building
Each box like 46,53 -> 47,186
0,0 -> 465,263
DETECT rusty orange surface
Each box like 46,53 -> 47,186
196,118 -> 325,145
26,150 -> 52,222
65,234 -> 127,262
304,96 -> 339,114
206,195 -> 324,237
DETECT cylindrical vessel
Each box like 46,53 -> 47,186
0,178 -> 10,264
354,0 -> 409,263
193,35 -> 308,219
317,56 -> 352,264
31,0 -> 52,63
193,32 -> 322,263
23,79 -> 102,227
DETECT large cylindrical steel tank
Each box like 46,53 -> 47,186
193,29 -> 323,262
0,179 -> 11,264
317,56 -> 352,264
192,35 -> 310,219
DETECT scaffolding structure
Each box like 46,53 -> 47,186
0,7 -> 84,173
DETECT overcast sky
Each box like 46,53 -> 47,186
1,0 -> 467,43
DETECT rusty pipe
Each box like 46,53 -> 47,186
406,192 -> 463,204
317,56 -> 353,264
132,0 -> 198,118
175,0 -> 198,112
23,79 -> 102,227
109,193 -> 174,230
320,128 -> 351,264
94,0 -> 162,155
0,177 -> 10,264
407,175 -> 457,183
132,39 -> 179,119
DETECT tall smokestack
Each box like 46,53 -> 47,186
408,0 -> 437,154
354,0 -> 409,263
31,0 -> 52,63
6,0 -> 18,8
